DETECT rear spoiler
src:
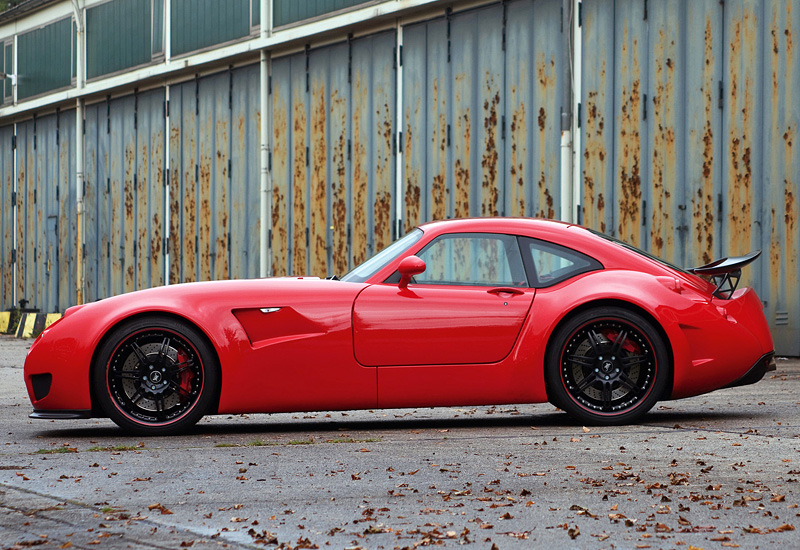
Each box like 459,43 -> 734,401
687,250 -> 761,299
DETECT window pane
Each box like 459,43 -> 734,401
416,234 -> 526,286
527,240 -> 598,286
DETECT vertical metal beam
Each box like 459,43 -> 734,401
571,0 -> 582,225
559,0 -> 573,223
72,0 -> 85,305
260,0 -> 272,277
394,23 -> 403,239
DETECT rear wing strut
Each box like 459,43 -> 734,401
687,250 -> 761,300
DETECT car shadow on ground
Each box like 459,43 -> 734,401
29,407 -> 775,440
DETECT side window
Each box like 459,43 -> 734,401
524,238 -> 601,287
414,233 -> 528,287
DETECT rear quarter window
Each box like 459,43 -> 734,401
522,237 -> 602,287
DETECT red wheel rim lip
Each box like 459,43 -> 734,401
105,327 -> 205,428
558,316 -> 658,417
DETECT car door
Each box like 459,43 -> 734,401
353,233 -> 535,366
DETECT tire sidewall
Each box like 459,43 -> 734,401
93,316 -> 218,436
546,306 -> 669,425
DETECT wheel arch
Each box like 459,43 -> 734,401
88,311 -> 223,417
543,298 -> 675,404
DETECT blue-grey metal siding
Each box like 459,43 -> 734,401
86,0 -> 152,79
270,30 -> 396,277
580,0 -> 800,355
0,125 -> 12,310
16,17 -> 73,100
83,89 -> 165,302
170,0 -> 251,56
402,0 -> 565,230
168,66 -> 261,284
153,0 -> 164,56
273,0 -> 375,27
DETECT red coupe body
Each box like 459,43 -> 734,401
24,218 -> 775,434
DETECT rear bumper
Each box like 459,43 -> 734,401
30,409 -> 93,420
723,352 -> 776,388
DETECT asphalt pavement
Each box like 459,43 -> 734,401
1,334 -> 800,549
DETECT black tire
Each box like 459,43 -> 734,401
93,316 -> 218,436
546,307 -> 669,425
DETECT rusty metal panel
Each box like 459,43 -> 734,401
108,95 -> 138,294
57,110 -> 77,312
168,79 -> 198,284
401,22 -> 426,232
230,64 -> 261,280
756,0 -> 799,355
290,55 -> 309,276
0,125 -> 13,310
15,120 -> 32,309
684,0 -> 725,268
351,31 -> 396,264
328,44 -> 351,276
135,89 -> 166,290
504,0 -> 563,219
580,0 -> 615,235
84,102 -> 103,302
425,17 -> 449,223
308,46 -> 333,277
270,55 -> 294,276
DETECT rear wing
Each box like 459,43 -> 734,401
687,250 -> 761,300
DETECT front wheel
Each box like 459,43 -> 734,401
546,307 -> 669,425
93,316 -> 218,436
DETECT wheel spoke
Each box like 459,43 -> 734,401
567,354 -> 595,367
618,372 -> 638,393
130,342 -> 149,366
576,371 -> 599,392
154,395 -> 166,419
586,330 -> 602,352
600,383 -> 613,410
169,380 -> 193,400
129,390 -> 144,405
112,371 -> 141,380
611,330 -> 628,356
621,354 -> 647,368
157,338 -> 171,367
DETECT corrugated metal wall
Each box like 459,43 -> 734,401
0,125 -> 12,310
402,0 -> 565,232
273,0 -> 373,27
271,30 -> 396,277
83,89 -> 165,303
170,0 -> 252,56
16,16 -> 74,100
86,0 -> 152,79
580,0 -> 800,355
169,65 -> 261,284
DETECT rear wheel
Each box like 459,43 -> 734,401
93,317 -> 218,436
546,307 -> 669,425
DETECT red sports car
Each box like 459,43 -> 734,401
24,218 -> 775,435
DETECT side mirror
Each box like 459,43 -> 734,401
397,256 -> 426,289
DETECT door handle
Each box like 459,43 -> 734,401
487,287 -> 525,296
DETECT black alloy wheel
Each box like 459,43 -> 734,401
94,317 -> 218,435
547,307 -> 669,425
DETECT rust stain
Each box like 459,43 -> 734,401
726,13 -> 755,255
481,83 -> 500,217
137,142 -> 148,290
272,83 -> 288,276
310,80 -> 327,277
15,163 -> 25,300
509,64 -> 527,217
582,56 -> 609,234
291,98 -> 308,275
373,99 -> 393,253
403,98 -> 421,232
214,118 -> 229,281
649,27 -> 676,259
453,73 -> 471,219
536,54 -> 555,219
151,131 -> 163,286
169,125 -> 181,284
330,88 -> 348,276
124,141 -> 135,291
431,78 -> 447,221
617,25 -> 642,244
692,16 -> 716,265
352,72 -> 367,266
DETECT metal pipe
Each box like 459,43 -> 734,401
571,0 -> 582,226
259,0 -> 272,277
71,0 -> 85,304
559,0 -> 573,224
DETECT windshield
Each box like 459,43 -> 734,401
588,229 -> 690,275
340,229 -> 424,283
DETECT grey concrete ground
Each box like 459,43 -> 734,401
1,334 -> 799,550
